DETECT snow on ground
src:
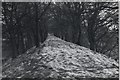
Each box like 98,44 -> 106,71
2,35 -> 119,79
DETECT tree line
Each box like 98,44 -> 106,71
2,2 -> 118,61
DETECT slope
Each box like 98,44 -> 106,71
2,35 -> 119,79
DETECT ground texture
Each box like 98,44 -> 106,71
2,35 -> 119,79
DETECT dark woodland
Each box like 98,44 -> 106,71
2,2 -> 118,60
1,2 -> 119,79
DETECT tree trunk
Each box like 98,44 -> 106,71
35,3 -> 39,47
89,39 -> 95,50
10,34 -> 17,58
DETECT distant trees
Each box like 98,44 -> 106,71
48,2 -> 85,44
85,2 -> 118,53
2,2 -> 118,60
94,2 -> 118,59
2,2 -> 51,58
47,2 -> 118,60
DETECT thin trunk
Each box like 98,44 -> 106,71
88,25 -> 95,51
35,3 -> 39,47
10,34 -> 17,58
10,3 -> 17,58
87,8 -> 98,51
20,31 -> 25,53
